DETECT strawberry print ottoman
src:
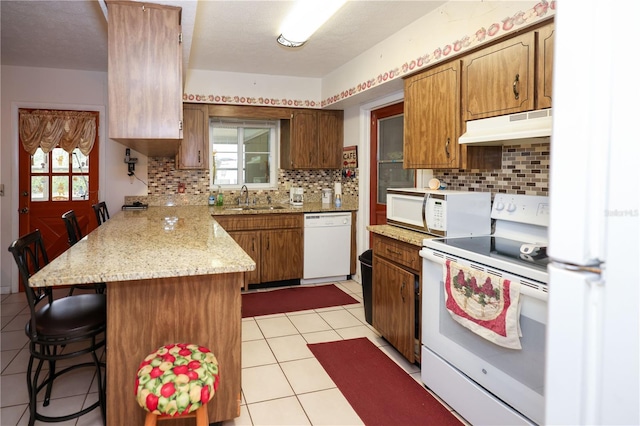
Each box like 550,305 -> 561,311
135,343 -> 220,417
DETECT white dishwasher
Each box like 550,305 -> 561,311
302,212 -> 352,284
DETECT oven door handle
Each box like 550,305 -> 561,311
420,249 -> 445,264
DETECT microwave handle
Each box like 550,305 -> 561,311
422,193 -> 430,233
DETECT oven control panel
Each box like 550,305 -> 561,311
491,194 -> 550,227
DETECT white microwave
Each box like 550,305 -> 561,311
386,188 -> 492,237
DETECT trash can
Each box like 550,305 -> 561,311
359,249 -> 373,325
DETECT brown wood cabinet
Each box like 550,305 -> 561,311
404,61 -> 502,170
107,1 -> 183,155
536,23 -> 555,109
461,31 -> 536,121
176,103 -> 208,169
213,214 -> 303,288
404,61 -> 461,169
281,109 -> 343,169
372,234 -> 420,363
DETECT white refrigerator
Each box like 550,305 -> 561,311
545,2 -> 639,425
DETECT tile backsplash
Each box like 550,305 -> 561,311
145,156 -> 358,204
433,142 -> 550,196
139,143 -> 547,205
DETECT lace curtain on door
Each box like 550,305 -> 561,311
19,109 -> 97,155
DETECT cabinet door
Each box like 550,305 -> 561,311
261,229 -> 303,282
290,110 -> 318,169
317,110 -> 343,169
177,104 -> 208,169
537,23 -> 554,109
229,231 -> 260,286
404,61 -> 460,168
462,32 -> 535,121
108,2 -> 183,140
372,255 -> 415,362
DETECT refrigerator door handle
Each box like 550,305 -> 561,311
550,261 -> 602,275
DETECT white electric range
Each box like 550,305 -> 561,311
420,194 -> 550,425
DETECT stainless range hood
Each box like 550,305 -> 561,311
459,109 -> 552,145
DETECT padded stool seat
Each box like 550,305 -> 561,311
135,343 -> 219,426
30,293 -> 106,338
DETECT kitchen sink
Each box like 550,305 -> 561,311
250,206 -> 287,210
222,205 -> 287,211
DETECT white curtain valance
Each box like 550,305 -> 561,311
19,109 -> 97,156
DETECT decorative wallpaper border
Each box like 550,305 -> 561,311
183,1 -> 555,108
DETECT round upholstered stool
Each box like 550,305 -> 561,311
135,343 -> 220,426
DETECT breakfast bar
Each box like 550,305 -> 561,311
29,205 -> 255,426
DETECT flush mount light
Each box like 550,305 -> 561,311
277,0 -> 347,48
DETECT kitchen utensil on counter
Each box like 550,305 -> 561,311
322,188 -> 333,205
290,187 -> 304,206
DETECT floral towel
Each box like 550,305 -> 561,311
444,260 -> 522,350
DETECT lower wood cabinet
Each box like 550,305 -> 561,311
214,214 -> 303,288
372,234 -> 421,363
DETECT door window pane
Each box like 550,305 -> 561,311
71,148 -> 90,173
52,176 -> 69,200
377,114 -> 414,204
52,148 -> 69,173
31,148 -> 49,174
31,176 -> 48,201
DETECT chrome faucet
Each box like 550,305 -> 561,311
240,185 -> 249,206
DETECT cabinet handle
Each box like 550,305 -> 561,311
401,281 -> 406,303
513,74 -> 520,100
445,137 -> 450,158
266,236 -> 269,250
198,150 -> 201,163
252,238 -> 255,253
386,247 -> 401,255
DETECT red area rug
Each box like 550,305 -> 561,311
241,284 -> 359,318
309,337 -> 462,426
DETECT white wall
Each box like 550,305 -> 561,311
0,65 -> 147,293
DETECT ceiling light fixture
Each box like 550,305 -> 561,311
277,0 -> 347,48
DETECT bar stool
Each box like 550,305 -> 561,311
92,201 -> 110,226
8,229 -> 107,426
135,343 -> 219,426
61,210 -> 106,295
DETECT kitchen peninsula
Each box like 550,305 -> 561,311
28,206 -> 255,426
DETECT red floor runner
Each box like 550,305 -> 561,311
241,284 -> 359,318
309,337 -> 462,426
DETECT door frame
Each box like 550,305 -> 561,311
8,101 -> 107,294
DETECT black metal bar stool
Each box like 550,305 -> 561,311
92,201 -> 110,226
8,229 -> 107,426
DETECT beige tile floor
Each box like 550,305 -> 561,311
1,280 -> 468,425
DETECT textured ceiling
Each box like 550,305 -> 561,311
1,0 -> 444,78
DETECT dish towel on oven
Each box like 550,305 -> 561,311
443,260 -> 522,350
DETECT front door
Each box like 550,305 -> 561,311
17,110 -> 100,287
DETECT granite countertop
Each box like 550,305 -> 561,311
209,200 -> 358,215
367,224 -> 433,247
29,206 -> 256,287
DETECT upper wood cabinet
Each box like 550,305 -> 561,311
281,109 -> 343,169
404,61 -> 502,170
404,61 -> 461,169
536,23 -> 555,109
107,1 -> 183,155
176,103 -> 208,170
462,31 -> 536,121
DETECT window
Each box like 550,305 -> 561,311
31,147 -> 91,201
210,119 -> 278,188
